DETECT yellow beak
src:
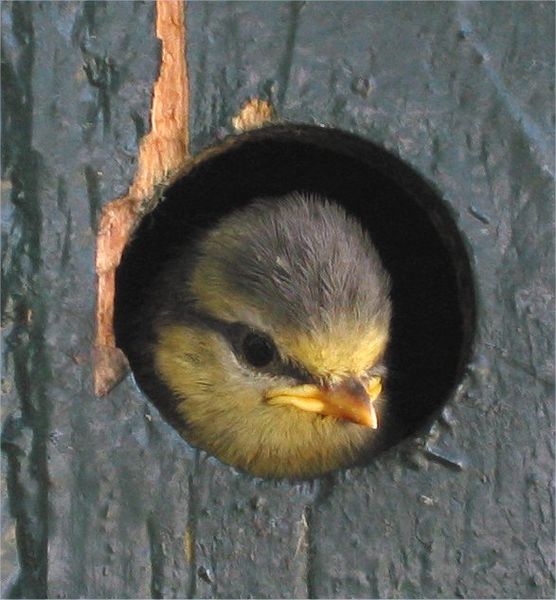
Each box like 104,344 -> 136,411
265,377 -> 382,429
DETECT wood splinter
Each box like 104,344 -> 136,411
94,0 -> 188,396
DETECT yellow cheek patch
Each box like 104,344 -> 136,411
154,324 -> 213,401
151,324 -> 378,478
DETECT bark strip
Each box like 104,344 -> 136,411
94,0 -> 189,396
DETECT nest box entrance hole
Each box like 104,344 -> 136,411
114,124 -> 476,460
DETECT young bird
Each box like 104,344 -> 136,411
129,193 -> 391,479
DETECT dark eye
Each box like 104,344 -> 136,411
241,332 -> 277,368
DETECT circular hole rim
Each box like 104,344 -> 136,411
115,122 -> 477,474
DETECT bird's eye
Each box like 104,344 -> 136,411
241,332 -> 277,368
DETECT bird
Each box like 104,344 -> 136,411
121,192 -> 392,479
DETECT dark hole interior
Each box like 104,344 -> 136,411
115,124 -> 475,463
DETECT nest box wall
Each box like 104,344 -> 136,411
2,1 -> 554,598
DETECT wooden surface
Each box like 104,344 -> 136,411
2,1 -> 554,598
94,0 -> 188,397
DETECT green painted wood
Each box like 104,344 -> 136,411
2,1 -> 554,598
1,2 -> 166,597
187,2 -> 554,597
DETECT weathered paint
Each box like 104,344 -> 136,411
1,1 -> 554,598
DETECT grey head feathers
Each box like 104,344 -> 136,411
192,192 -> 391,333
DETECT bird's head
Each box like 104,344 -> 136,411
153,193 -> 391,478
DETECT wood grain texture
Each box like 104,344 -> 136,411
1,1 -> 554,598
94,0 -> 188,396
172,2 -> 556,597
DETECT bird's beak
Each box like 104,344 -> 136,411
265,377 -> 382,429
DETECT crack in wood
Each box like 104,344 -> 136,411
93,0 -> 189,396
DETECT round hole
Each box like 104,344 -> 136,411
115,124 -> 476,478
